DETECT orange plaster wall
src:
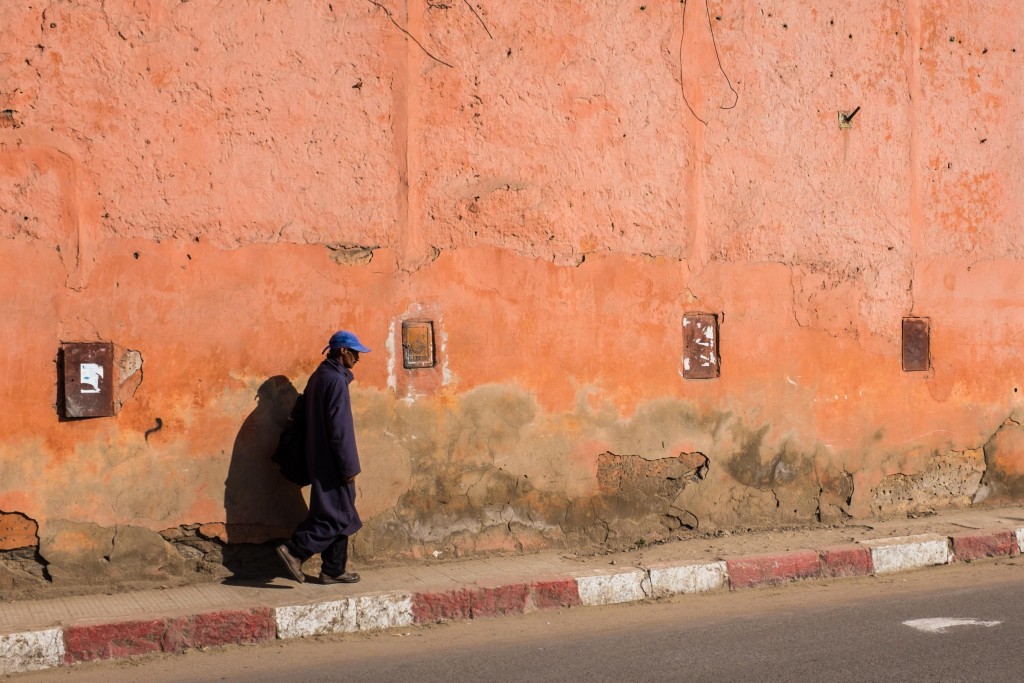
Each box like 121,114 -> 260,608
2,1 -> 1024,557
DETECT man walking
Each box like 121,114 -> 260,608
276,330 -> 370,584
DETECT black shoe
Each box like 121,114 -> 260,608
319,571 -> 360,584
276,544 -> 305,583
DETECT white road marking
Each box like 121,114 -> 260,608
903,618 -> 1002,633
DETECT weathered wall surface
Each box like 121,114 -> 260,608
2,1 -> 1023,588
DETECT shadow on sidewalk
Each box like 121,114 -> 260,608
223,375 -> 309,584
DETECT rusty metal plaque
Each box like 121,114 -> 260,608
902,318 -> 930,372
62,342 -> 114,418
682,313 -> 720,380
402,320 -> 435,369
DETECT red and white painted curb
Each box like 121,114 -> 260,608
576,568 -> 650,606
275,591 -> 415,639
3,526 -> 1022,675
648,560 -> 728,598
862,534 -> 953,575
0,628 -> 64,676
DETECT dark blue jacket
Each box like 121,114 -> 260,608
302,357 -> 362,536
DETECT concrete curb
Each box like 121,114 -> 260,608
949,529 -> 1020,562
0,628 -> 64,676
820,544 -> 873,578
861,534 -> 952,575
576,569 -> 650,606
62,608 -> 276,664
725,550 -> 820,589
4,525 -> 1023,676
647,560 -> 728,598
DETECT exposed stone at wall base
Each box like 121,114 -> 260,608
871,450 -> 986,516
0,548 -> 49,593
159,525 -> 230,579
39,521 -> 184,585
350,453 -> 706,562
1,436 -> 1006,591
352,448 -> 853,562
159,523 -> 316,581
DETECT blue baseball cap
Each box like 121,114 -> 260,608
323,330 -> 371,354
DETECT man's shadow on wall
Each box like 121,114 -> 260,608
223,375 -> 308,584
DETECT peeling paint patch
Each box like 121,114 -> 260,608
0,511 -> 38,550
597,452 -> 708,496
114,347 -> 143,412
386,320 -> 398,394
327,243 -> 377,265
0,108 -> 21,129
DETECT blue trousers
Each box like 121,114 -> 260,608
286,533 -> 349,577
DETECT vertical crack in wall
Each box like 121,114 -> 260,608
815,469 -> 854,524
906,0 -> 924,304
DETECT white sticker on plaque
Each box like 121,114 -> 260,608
80,363 -> 104,394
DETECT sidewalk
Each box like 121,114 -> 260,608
3,506 -> 1023,676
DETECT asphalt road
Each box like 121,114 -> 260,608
18,557 -> 1024,683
